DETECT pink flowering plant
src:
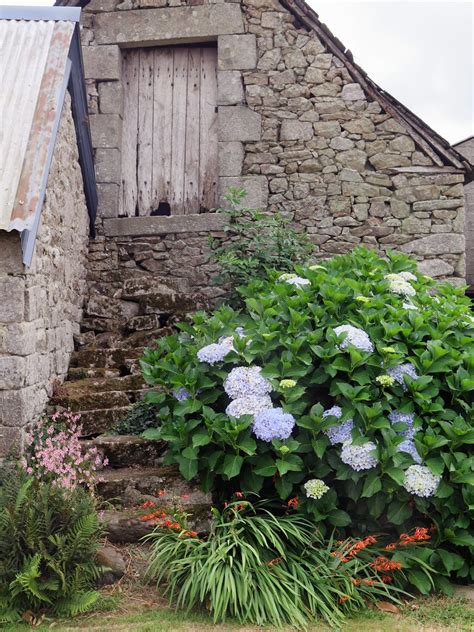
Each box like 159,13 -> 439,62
22,410 -> 108,490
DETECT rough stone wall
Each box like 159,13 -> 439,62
79,0 -> 466,335
453,137 -> 474,285
0,93 -> 89,457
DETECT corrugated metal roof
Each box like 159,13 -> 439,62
0,17 -> 75,232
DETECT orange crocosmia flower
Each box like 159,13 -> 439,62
287,496 -> 299,509
385,543 -> 397,551
158,489 -> 166,497
371,556 -> 402,572
339,595 -> 350,603
235,491 -> 244,498
381,574 -> 393,583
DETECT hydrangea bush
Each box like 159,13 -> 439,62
141,248 -> 473,581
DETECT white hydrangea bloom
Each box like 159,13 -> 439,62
385,273 -> 416,297
340,441 -> 378,471
403,465 -> 441,497
334,325 -> 374,353
304,479 -> 329,500
225,395 -> 273,419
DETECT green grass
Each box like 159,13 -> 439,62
1,596 -> 472,632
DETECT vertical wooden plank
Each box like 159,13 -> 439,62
119,50 -> 139,217
199,47 -> 218,211
170,48 -> 188,215
152,48 -> 173,209
183,48 -> 201,214
137,48 -> 154,215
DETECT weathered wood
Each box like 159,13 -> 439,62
152,48 -> 173,209
119,50 -> 139,216
121,45 -> 217,216
170,48 -> 188,214
199,47 -> 218,211
184,47 -> 201,214
137,48 -> 154,215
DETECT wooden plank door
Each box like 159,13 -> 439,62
120,45 -> 218,217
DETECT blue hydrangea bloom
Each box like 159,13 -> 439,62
334,325 -> 374,353
388,411 -> 416,439
252,408 -> 295,442
387,363 -> 418,391
224,366 -> 272,400
403,465 -> 441,497
397,439 -> 422,464
196,342 -> 230,365
340,441 -> 378,471
172,387 -> 190,401
225,395 -> 272,419
324,419 -> 354,445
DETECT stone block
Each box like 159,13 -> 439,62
104,213 -> 227,237
97,183 -> 120,218
0,356 -> 26,390
369,153 -> 411,170
341,83 -> 365,101
336,149 -> 367,172
0,277 -> 24,322
99,81 -> 124,115
95,5 -> 244,46
90,114 -> 122,148
83,45 -> 121,80
84,0 -> 119,11
218,141 -> 244,176
280,120 -> 313,141
412,199 -> 462,211
400,233 -> 465,256
218,106 -> 261,141
0,426 -> 23,458
219,176 -> 268,210
313,121 -> 341,138
0,233 -> 23,273
0,385 -> 43,427
0,322 -> 37,356
417,259 -> 454,278
217,71 -> 244,105
95,148 -> 122,183
218,34 -> 257,70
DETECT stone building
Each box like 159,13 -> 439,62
57,0 -> 473,340
453,136 -> 474,289
0,6 -> 96,455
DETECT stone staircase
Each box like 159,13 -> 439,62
47,277 -> 213,540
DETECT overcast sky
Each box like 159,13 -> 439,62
1,0 -> 472,144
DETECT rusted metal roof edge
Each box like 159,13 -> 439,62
280,0 -> 471,173
21,60 -> 72,266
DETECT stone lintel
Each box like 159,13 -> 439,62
94,5 -> 244,46
103,213 -> 227,237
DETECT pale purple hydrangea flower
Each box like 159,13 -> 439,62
224,366 -> 272,399
397,439 -> 422,464
173,387 -> 191,401
225,395 -> 273,419
340,441 -> 378,471
322,406 -> 354,445
334,325 -> 374,353
196,342 -> 230,365
387,363 -> 418,391
403,465 -> 441,497
252,407 -> 295,442
388,411 -> 416,439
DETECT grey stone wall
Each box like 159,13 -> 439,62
79,0 -> 466,336
0,93 -> 89,457
453,137 -> 474,285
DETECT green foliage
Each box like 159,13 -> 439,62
0,465 -> 103,622
209,187 -> 313,301
140,247 -> 473,583
112,400 -> 159,436
145,500 -> 399,627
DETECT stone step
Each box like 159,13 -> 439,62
97,464 -> 212,542
58,374 -> 145,396
70,347 -> 145,370
81,434 -> 166,468
51,390 -> 132,413
79,407 -> 131,435
67,367 -> 121,381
